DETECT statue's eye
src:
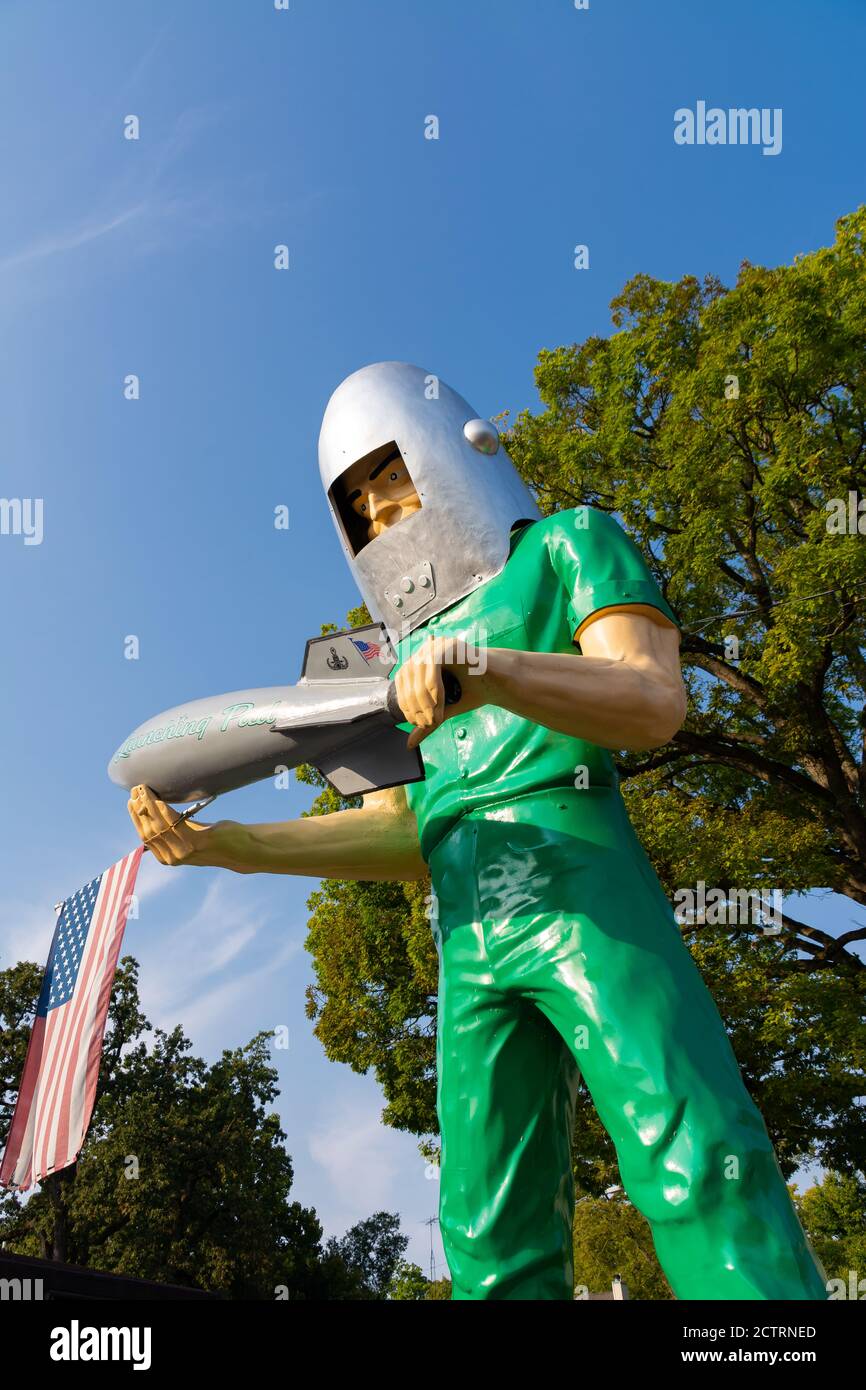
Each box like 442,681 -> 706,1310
360,503 -> 367,512
389,472 -> 398,481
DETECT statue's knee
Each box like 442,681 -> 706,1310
619,1101 -> 775,1223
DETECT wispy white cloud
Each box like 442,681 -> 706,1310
123,19 -> 176,95
0,856 -> 304,1067
308,1098 -> 402,1218
134,851 -> 188,904
0,897 -> 56,971
0,202 -> 151,274
136,873 -> 304,1041
0,838 -> 168,969
160,933 -> 302,1045
0,103 -> 246,281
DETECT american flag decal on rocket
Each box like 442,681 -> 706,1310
349,636 -> 382,664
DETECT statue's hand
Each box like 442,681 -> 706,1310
394,636 -> 480,750
127,784 -> 211,866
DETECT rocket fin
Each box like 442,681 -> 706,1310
300,623 -> 396,682
316,726 -> 424,796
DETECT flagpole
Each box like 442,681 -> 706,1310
51,795 -> 218,912
139,795 -> 217,852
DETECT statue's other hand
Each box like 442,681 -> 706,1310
127,784 -> 209,866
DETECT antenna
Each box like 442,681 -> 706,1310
421,1216 -> 439,1283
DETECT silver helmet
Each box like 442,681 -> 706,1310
318,362 -> 540,642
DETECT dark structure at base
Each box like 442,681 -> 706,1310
0,1251 -> 219,1300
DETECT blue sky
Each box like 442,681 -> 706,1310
1,0 -> 864,1277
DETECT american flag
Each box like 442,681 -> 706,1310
0,848 -> 143,1191
350,636 -> 382,664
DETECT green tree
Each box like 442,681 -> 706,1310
572,1191 -> 673,1301
305,875 -> 437,1137
795,1170 -> 866,1285
0,958 -> 377,1299
303,213 -> 866,1217
424,1276 -> 453,1299
386,1258 -> 430,1300
325,1210 -> 408,1298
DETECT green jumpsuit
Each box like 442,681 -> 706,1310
391,507 -> 826,1301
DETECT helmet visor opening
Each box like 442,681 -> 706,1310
328,440 -> 422,557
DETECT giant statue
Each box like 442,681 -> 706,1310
126,363 -> 826,1300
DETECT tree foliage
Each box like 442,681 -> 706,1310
795,1170 -> 866,1283
386,1258 -> 431,1300
325,1210 -> 407,1298
0,959 -> 397,1299
572,1191 -> 673,1301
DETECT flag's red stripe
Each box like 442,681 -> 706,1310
30,871 -> 113,1178
35,852 -> 134,1180
77,860 -> 140,1162
47,860 -> 127,1175
52,851 -> 140,1174
42,854 -> 133,1178
2,850 -> 143,1191
32,861 -> 122,1179
36,975 -> 82,1178
0,1014 -> 46,1186
56,848 -> 141,1173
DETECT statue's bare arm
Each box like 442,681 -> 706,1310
128,609 -> 684,877
398,608 -> 687,753
127,783 -> 427,881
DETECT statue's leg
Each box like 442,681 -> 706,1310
470,793 -> 828,1301
430,821 -> 581,1300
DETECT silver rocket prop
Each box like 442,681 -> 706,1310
107,624 -> 452,804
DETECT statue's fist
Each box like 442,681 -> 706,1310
395,636 -> 475,750
127,785 -> 209,866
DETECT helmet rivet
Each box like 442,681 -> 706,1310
418,574 -> 431,588
393,596 -> 404,609
400,577 -> 415,593
463,418 -> 500,455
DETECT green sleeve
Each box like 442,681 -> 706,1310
544,507 -> 680,639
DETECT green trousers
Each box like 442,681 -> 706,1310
426,788 -> 827,1301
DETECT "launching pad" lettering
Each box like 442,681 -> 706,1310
112,702 -> 283,762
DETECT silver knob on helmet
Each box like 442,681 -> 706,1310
463,418 -> 500,455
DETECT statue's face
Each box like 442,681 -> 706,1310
343,448 -> 421,541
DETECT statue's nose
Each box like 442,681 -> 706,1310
368,491 -> 399,522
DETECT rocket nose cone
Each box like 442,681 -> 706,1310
107,752 -> 128,789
